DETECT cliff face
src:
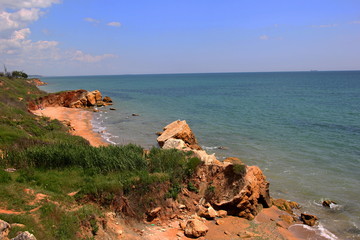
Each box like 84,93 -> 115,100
28,89 -> 111,110
157,120 -> 272,220
193,164 -> 271,220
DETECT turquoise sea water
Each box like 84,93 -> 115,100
41,71 -> 360,239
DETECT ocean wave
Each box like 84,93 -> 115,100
290,223 -> 338,240
202,145 -> 229,150
313,199 -> 344,211
91,112 -> 118,145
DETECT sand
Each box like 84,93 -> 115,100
32,107 -> 108,147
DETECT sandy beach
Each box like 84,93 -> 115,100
32,107 -> 108,147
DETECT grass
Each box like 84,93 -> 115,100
1,143 -> 202,238
0,76 -> 88,151
0,75 -> 204,239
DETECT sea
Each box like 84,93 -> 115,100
40,71 -> 360,240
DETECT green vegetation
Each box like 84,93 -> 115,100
233,163 -> 247,175
1,143 -> 201,239
11,71 -> 28,79
0,76 -> 88,151
0,74 -> 203,239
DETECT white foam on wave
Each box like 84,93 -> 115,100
290,223 -> 338,240
202,146 -> 220,150
91,112 -> 118,145
313,199 -> 343,211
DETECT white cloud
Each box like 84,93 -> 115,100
0,28 -> 59,56
0,0 -> 61,10
13,28 -> 31,40
259,35 -> 269,40
107,21 -> 121,27
0,0 -> 117,72
350,20 -> 360,24
0,8 -> 42,32
84,17 -> 100,24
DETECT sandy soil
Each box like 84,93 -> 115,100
32,107 -> 108,147
137,206 -> 304,240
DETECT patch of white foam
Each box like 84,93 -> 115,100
202,145 -> 219,150
91,112 -> 118,145
290,223 -> 338,240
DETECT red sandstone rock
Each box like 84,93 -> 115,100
301,213 -> 318,226
193,164 -> 271,220
157,120 -> 202,150
103,96 -> 113,103
184,219 -> 208,238
224,157 -> 243,165
28,89 -> 109,110
28,89 -> 88,110
30,78 -> 47,86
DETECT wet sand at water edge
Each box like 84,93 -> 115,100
32,107 -> 108,147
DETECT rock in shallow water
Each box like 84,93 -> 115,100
322,200 -> 337,208
300,213 -> 318,226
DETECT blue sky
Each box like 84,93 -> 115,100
0,0 -> 359,75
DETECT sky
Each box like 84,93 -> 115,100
0,0 -> 359,76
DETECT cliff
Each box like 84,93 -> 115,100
28,89 -> 113,110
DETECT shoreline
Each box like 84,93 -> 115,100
32,107 -> 108,147
29,87 -> 339,239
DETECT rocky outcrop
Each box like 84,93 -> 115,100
158,120 -> 272,220
157,120 -> 202,150
272,198 -> 300,214
28,89 -> 112,110
27,78 -> 47,86
193,164 -> 271,220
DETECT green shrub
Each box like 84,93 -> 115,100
187,181 -> 199,193
165,183 -> 181,199
233,164 -> 246,175
186,157 -> 202,176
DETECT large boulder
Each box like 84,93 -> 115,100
86,90 -> 102,106
11,231 -> 37,240
184,219 -> 208,238
157,120 -> 202,150
0,219 -> 11,239
301,213 -> 318,226
196,205 -> 217,219
162,138 -> 188,150
103,96 -> 113,103
193,164 -> 271,220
